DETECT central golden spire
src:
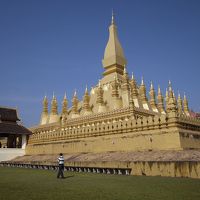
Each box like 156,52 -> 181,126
102,12 -> 127,76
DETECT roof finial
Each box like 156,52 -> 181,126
98,79 -> 101,88
111,9 -> 115,24
173,90 -> 175,98
43,94 -> 48,103
178,90 -> 180,98
158,85 -> 161,94
85,85 -> 88,93
141,76 -> 144,85
131,72 -> 134,80
74,89 -> 77,97
150,81 -> 153,90
184,92 -> 187,100
124,64 -> 127,74
44,92 -> 47,99
168,80 -> 172,91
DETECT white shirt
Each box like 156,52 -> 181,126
58,156 -> 64,165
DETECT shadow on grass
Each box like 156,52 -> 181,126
57,175 -> 74,179
65,175 -> 74,179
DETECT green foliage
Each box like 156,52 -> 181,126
0,167 -> 200,200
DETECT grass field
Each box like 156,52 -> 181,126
0,167 -> 200,200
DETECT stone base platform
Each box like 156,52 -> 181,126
2,150 -> 200,179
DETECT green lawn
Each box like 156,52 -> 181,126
0,167 -> 200,200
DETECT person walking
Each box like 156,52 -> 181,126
57,153 -> 65,178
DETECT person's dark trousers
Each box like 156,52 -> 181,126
57,164 -> 64,178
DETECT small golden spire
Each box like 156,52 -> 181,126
122,66 -> 129,91
129,89 -> 135,109
51,93 -> 58,114
168,81 -> 173,98
123,65 -> 128,77
167,85 -> 177,114
71,90 -> 79,115
42,95 -> 48,114
112,75 -> 119,98
165,88 -> 169,111
139,77 -> 148,103
149,82 -> 157,109
40,94 -> 49,125
96,81 -> 104,105
130,72 -> 138,98
62,93 -> 68,115
177,91 -> 183,115
82,85 -> 91,114
183,93 -> 190,115
157,86 -> 165,113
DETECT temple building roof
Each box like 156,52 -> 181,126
0,107 -> 20,122
0,122 -> 31,136
0,107 -> 32,136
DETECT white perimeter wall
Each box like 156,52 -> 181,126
0,149 -> 25,161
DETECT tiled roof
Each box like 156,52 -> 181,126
189,111 -> 200,118
0,122 -> 32,135
0,107 -> 19,122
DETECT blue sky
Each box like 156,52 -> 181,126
0,0 -> 200,127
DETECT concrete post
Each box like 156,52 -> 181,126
22,135 -> 27,149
